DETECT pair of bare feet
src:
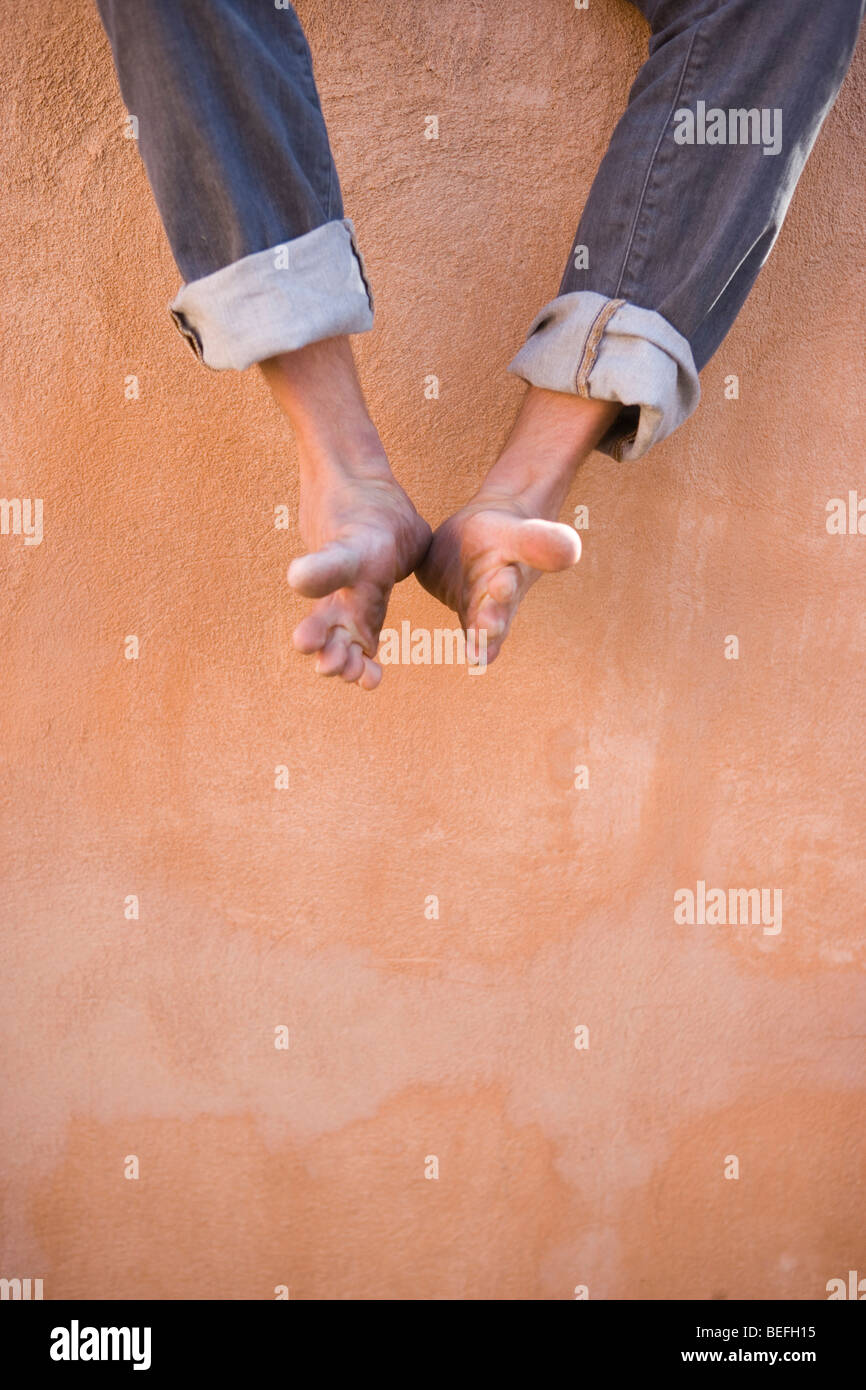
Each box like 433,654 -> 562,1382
261,336 -> 620,690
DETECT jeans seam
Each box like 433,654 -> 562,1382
282,4 -> 336,224
612,25 -> 701,300
169,307 -> 204,361
346,224 -> 374,311
575,297 -> 626,394
325,154 -> 335,221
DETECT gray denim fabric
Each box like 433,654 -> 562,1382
511,0 -> 864,458
97,0 -> 373,366
98,0 -> 863,457
510,293 -> 700,461
169,219 -> 373,370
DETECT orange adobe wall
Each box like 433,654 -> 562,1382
0,0 -> 864,1299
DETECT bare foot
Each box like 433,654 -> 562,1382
417,495 -> 581,665
290,462 -> 431,690
261,337 -> 431,690
418,388 -> 621,665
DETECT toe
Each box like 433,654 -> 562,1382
474,595 -> 512,641
509,518 -> 581,571
466,513 -> 581,572
288,541 -> 360,598
466,623 -> 501,666
358,656 -> 383,691
341,642 -> 366,684
467,616 -> 506,666
486,564 -> 521,604
315,626 -> 352,676
293,611 -> 331,655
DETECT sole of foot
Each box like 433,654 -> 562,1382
416,497 -> 581,665
288,475 -> 432,690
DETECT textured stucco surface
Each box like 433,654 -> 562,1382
1,0 -> 865,1300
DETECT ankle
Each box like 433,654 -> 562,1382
474,464 -> 569,518
260,336 -> 392,480
479,388 -> 621,515
296,429 -> 393,487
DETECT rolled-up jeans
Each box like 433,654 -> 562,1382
96,0 -> 863,461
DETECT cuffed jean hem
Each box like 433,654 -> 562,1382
168,218 -> 374,371
507,292 -> 700,461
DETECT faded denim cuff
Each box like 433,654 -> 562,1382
168,218 -> 374,370
507,292 -> 700,461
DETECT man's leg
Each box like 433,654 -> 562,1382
260,340 -> 430,689
418,392 -> 620,665
420,0 -> 864,663
97,0 -> 430,689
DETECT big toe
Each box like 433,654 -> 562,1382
474,514 -> 581,572
288,541 -> 360,598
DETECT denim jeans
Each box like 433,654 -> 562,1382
97,0 -> 863,460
